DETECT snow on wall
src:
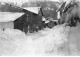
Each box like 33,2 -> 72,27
0,21 -> 14,30
0,24 -> 70,56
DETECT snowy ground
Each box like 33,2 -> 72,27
0,24 -> 80,56
68,23 -> 80,55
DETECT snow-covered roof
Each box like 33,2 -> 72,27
23,7 -> 40,14
0,12 -> 24,22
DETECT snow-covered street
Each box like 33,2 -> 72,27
0,23 -> 80,56
0,23 -> 79,56
0,24 -> 70,56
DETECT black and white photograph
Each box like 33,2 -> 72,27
0,0 -> 80,56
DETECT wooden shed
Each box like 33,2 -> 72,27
0,12 -> 24,30
0,2 -> 24,30
14,7 -> 42,33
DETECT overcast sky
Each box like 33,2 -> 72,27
0,0 -> 61,6
0,0 -> 29,3
0,0 -> 75,3
0,0 -> 73,6
0,0 -> 60,3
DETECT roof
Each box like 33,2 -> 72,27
22,7 -> 40,14
0,12 -> 24,22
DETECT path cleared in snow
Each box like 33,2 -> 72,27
0,24 -> 79,56
68,23 -> 80,55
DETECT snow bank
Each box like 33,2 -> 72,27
0,24 -> 70,56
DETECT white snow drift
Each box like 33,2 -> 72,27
0,24 -> 70,56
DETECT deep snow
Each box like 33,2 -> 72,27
0,24 -> 78,56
